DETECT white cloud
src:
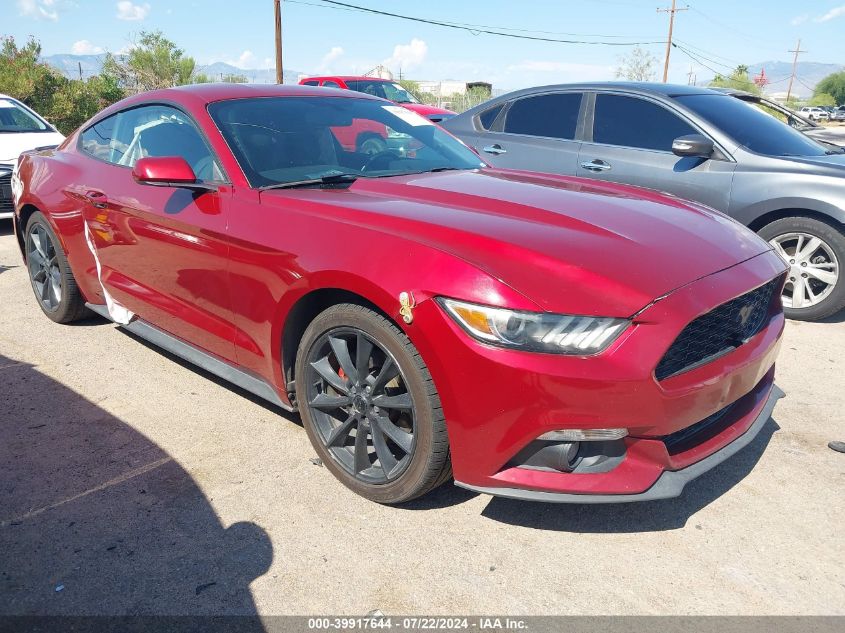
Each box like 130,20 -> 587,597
383,38 -> 428,72
317,46 -> 344,72
71,39 -> 104,55
790,14 -> 808,26
17,0 -> 59,21
116,1 -> 150,21
816,4 -> 845,22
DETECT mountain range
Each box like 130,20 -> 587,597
42,53 -> 844,98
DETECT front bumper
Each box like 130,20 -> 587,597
409,249 -> 787,502
456,383 -> 783,503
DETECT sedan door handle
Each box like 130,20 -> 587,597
482,144 -> 507,155
579,159 -> 612,173
84,190 -> 108,209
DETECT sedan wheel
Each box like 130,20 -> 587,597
759,216 -> 845,321
27,223 -> 63,312
295,304 -> 451,503
770,232 -> 838,309
306,328 -> 416,484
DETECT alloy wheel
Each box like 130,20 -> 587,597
770,232 -> 839,309
26,223 -> 63,312
305,328 -> 416,484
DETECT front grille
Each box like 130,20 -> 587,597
0,173 -> 12,215
655,278 -> 780,381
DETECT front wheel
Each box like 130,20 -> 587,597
295,304 -> 451,504
758,216 -> 845,321
25,211 -> 90,323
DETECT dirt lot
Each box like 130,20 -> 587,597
0,223 -> 843,616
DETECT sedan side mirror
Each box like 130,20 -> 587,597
132,156 -> 215,191
672,134 -> 714,158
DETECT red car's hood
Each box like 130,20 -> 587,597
266,169 -> 772,316
399,103 -> 455,117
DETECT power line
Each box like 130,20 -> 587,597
300,0 -> 666,46
286,0 -> 662,39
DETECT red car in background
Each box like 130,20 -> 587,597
13,84 -> 787,505
299,76 -> 456,122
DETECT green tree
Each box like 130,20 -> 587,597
103,31 -> 198,92
0,36 -> 126,135
809,92 -> 836,107
221,73 -> 248,83
814,71 -> 845,106
614,46 -> 658,82
709,65 -> 761,95
398,79 -> 424,101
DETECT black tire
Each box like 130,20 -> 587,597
757,216 -> 845,321
356,133 -> 388,156
25,211 -> 90,324
295,304 -> 451,504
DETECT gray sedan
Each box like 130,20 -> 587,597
444,83 -> 845,321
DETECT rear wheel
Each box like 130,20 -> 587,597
758,216 -> 845,321
295,304 -> 451,504
25,211 -> 89,323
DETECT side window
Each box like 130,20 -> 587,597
322,80 -> 341,88
80,115 -> 119,162
111,105 -> 223,181
593,94 -> 696,151
301,80 -> 319,86
503,93 -> 582,140
477,103 -> 504,130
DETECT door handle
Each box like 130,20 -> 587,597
84,190 -> 108,209
482,144 -> 507,155
579,159 -> 612,172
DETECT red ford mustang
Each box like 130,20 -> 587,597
12,84 -> 787,504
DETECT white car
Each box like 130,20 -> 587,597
799,106 -> 831,121
0,94 -> 65,219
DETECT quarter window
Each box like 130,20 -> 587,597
593,94 -> 696,151
477,103 -> 504,130
322,80 -> 341,88
503,93 -> 582,140
80,115 -> 119,162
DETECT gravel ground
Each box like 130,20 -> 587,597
0,223 -> 843,616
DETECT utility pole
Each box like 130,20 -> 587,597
274,0 -> 283,84
657,0 -> 688,83
785,39 -> 806,104
686,64 -> 694,85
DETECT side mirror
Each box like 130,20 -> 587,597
132,156 -> 215,191
672,134 -> 714,158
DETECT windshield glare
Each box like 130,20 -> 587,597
346,80 -> 420,104
675,94 -> 828,157
208,96 -> 483,188
0,99 -> 49,133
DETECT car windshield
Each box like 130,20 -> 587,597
675,94 -> 828,157
0,98 -> 49,133
208,96 -> 483,188
346,80 -> 420,104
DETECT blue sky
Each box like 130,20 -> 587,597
6,0 -> 845,88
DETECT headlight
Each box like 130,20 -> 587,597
436,298 -> 629,355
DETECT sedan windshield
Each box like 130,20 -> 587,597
0,98 -> 49,133
208,96 -> 484,188
675,94 -> 827,157
346,80 -> 420,104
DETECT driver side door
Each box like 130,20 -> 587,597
577,92 -> 736,212
77,104 -> 237,362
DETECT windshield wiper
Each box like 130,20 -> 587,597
259,173 -> 359,191
428,167 -> 463,173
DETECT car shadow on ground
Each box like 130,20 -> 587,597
0,221 -> 14,237
478,418 -> 779,533
0,353 -> 271,624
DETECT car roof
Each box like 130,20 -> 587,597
503,82 -> 718,97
